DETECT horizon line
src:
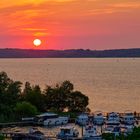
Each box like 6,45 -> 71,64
0,47 -> 140,51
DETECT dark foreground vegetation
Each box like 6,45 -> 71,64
102,127 -> 140,140
0,71 -> 89,122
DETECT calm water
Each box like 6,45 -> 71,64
0,58 -> 140,112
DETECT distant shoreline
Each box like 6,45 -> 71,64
0,48 -> 140,58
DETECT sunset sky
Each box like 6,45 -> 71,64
0,0 -> 140,50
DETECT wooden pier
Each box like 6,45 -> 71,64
0,132 -> 93,140
0,121 -> 34,128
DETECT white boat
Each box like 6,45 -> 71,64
28,127 -> 46,140
93,111 -> 104,125
76,113 -> 89,126
104,125 -> 114,133
106,112 -> 120,125
104,125 -> 120,137
34,112 -> 69,126
122,111 -> 135,125
57,126 -> 79,139
83,125 -> 102,140
120,124 -> 134,135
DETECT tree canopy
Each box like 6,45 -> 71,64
14,101 -> 38,118
44,80 -> 89,112
0,71 -> 89,122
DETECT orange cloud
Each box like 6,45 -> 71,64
0,0 -> 140,49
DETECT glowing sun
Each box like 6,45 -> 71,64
33,39 -> 41,46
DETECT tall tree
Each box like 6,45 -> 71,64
0,71 -> 22,121
68,91 -> 89,112
60,80 -> 74,93
44,81 -> 89,113
24,85 -> 46,112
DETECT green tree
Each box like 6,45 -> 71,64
0,135 -> 5,140
24,82 -> 32,94
126,127 -> 140,140
0,72 -> 22,122
14,101 -> 38,118
68,91 -> 89,112
44,85 -> 67,112
60,80 -> 74,93
44,81 -> 89,113
0,71 -> 90,121
24,85 -> 46,112
0,71 -> 11,93
102,133 -> 115,140
6,81 -> 22,105
103,127 -> 140,140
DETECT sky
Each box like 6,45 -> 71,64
0,0 -> 140,50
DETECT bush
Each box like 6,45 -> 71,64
14,101 -> 38,118
102,133 -> 115,140
0,135 -> 5,140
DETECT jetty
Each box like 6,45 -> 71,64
0,132 -> 101,140
0,121 -> 34,128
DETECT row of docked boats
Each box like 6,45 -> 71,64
57,123 -> 135,139
11,125 -> 102,140
76,111 -> 137,126
24,110 -> 137,127
10,123 -> 135,140
20,111 -> 138,139
57,125 -> 102,140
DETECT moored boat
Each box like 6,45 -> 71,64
83,124 -> 102,140
76,113 -> 89,126
106,112 -> 120,125
93,111 -> 104,125
120,124 -> 134,135
122,110 -> 135,125
11,127 -> 46,140
104,125 -> 120,137
57,126 -> 79,139
34,112 -> 69,126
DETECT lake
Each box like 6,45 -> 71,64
0,58 -> 140,112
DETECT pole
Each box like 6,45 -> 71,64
82,126 -> 84,137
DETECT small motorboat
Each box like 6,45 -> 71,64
83,124 -> 102,140
93,111 -> 104,125
12,127 -> 46,140
120,124 -> 134,135
76,113 -> 89,126
122,111 -> 135,125
104,125 -> 120,137
106,112 -> 120,125
57,126 -> 79,139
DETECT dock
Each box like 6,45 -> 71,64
0,132 -> 102,140
0,121 -> 34,128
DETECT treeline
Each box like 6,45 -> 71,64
0,72 -> 89,122
0,48 -> 140,58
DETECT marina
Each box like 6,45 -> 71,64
0,111 -> 140,140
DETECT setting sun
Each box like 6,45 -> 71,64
33,39 -> 41,47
